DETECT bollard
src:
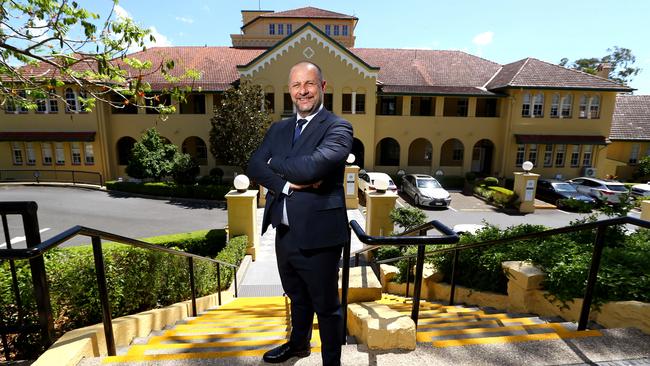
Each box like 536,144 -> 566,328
225,175 -> 259,260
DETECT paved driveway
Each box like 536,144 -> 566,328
0,185 -> 228,248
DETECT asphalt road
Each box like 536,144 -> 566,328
0,185 -> 227,248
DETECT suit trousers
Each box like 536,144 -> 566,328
275,225 -> 343,366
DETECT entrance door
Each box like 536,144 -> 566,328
471,147 -> 483,172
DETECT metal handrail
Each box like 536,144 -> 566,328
340,219 -> 459,343
345,214 -> 650,337
0,201 -> 239,358
0,169 -> 103,186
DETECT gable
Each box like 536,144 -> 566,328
237,23 -> 378,80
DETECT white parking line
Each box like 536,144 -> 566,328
556,209 -> 572,215
0,228 -> 50,248
448,206 -> 458,212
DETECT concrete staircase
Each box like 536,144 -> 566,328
81,293 -> 612,365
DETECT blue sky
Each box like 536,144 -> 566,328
93,0 -> 650,93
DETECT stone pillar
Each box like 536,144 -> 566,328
513,172 -> 539,213
365,191 -> 398,237
344,165 -> 360,209
502,261 -> 545,313
225,189 -> 259,261
641,200 -> 650,221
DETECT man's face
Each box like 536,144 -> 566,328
288,64 -> 326,117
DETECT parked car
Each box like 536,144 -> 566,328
567,177 -> 629,204
401,174 -> 452,207
630,182 -> 650,197
453,224 -> 486,235
536,179 -> 595,206
358,172 -> 398,193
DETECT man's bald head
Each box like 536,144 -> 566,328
289,61 -> 323,84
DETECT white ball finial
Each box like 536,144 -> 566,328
374,177 -> 389,193
522,161 -> 534,173
234,174 -> 250,192
346,153 -> 355,164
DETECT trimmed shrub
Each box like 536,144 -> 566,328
106,181 -> 232,200
171,153 -> 200,185
556,198 -> 594,213
483,176 -> 499,187
474,185 -> 518,209
389,206 -> 426,233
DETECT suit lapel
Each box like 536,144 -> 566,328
291,108 -> 329,153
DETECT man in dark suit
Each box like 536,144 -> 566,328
247,61 -> 353,366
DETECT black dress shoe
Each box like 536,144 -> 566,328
263,342 -> 310,363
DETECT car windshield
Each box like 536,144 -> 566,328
417,179 -> 441,189
552,183 -> 577,192
606,184 -> 628,192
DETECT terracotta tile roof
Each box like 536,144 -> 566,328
379,85 -> 499,96
486,58 -> 631,91
351,49 -> 501,90
610,95 -> 650,141
259,7 -> 356,19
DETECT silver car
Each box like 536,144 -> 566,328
567,177 -> 629,204
401,174 -> 451,207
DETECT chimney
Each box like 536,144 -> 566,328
596,63 -> 612,79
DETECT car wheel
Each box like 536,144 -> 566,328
414,195 -> 420,207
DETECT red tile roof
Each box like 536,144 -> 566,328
258,7 -> 356,19
487,58 -> 631,91
610,95 -> 650,141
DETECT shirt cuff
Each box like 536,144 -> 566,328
282,182 -> 291,195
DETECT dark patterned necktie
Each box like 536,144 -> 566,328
293,119 -> 307,145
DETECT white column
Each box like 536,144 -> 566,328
352,91 -> 357,114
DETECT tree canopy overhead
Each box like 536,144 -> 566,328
1,0 -> 200,115
559,46 -> 641,85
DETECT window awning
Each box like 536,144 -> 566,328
0,131 -> 96,142
514,134 -> 608,145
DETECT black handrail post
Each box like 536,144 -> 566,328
449,248 -> 459,305
22,203 -> 54,348
233,268 -> 238,297
188,257 -> 197,317
216,263 -> 222,306
341,236 -> 351,345
354,253 -> 360,267
405,256 -> 412,298
411,238 -> 426,327
578,225 -> 607,331
2,215 -> 24,324
91,235 -> 116,356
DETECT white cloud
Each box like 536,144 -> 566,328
175,16 -> 194,24
113,4 -> 131,20
472,31 -> 494,46
145,26 -> 172,48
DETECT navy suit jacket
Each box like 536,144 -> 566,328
247,108 -> 353,249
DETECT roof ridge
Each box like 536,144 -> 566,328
532,57 -> 628,87
509,57 -> 532,85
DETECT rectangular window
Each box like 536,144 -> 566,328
521,93 -> 531,117
561,94 -> 572,118
582,145 -> 593,167
555,144 -> 566,167
630,144 -> 640,164
145,94 -> 172,114
12,142 -> 23,165
71,142 -> 81,165
333,25 -> 339,36
579,95 -> 588,118
42,143 -> 52,165
543,145 -> 553,167
264,93 -> 274,113
269,24 -> 275,35
550,94 -> 560,118
84,143 -> 95,165
355,94 -> 365,114
65,88 -> 77,112
515,144 -> 525,167
55,142 -> 65,165
286,24 -> 292,34
342,25 -> 348,36
111,94 -> 138,114
25,142 -> 36,165
49,93 -> 59,112
452,141 -> 463,161
213,93 -> 224,109
475,98 -> 499,117
179,94 -> 206,114
5,97 -> 16,113
527,144 -> 538,166
283,93 -> 293,113
342,94 -> 352,114
533,93 -> 544,117
325,24 -> 331,35
36,98 -> 48,113
570,145 -> 580,167
590,96 -> 600,119
443,97 -> 468,117
411,96 -> 435,116
324,93 -> 333,111
376,96 -> 402,115
277,23 -> 284,35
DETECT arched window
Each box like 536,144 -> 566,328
182,136 -> 208,165
116,136 -> 137,165
375,138 -> 400,166
440,139 -> 464,166
65,88 -> 77,112
408,138 -> 432,166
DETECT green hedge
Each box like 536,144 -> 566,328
474,185 -> 519,208
106,181 -> 232,200
0,231 -> 247,359
557,198 -> 594,213
426,221 -> 650,306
